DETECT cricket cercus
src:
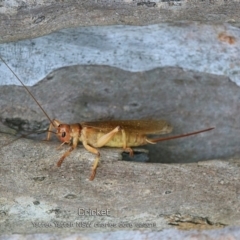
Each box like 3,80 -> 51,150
0,56 -> 214,180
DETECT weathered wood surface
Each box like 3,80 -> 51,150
1,228 -> 240,240
1,1 -> 240,239
0,65 -> 235,164
0,0 -> 240,43
1,23 -> 240,86
1,132 -> 240,235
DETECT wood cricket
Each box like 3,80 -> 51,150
0,56 -> 214,180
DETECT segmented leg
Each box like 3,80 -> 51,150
97,127 -> 134,156
57,141 -> 68,149
123,147 -> 134,157
46,119 -> 61,141
82,140 -> 100,181
90,155 -> 100,181
121,129 -> 134,157
46,122 -> 55,141
57,133 -> 79,167
96,126 -> 134,172
83,126 -> 121,180
57,146 -> 75,167
83,126 -> 135,180
96,126 -> 121,147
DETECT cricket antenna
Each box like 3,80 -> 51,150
0,55 -> 55,127
1,130 -> 56,148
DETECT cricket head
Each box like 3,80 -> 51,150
52,119 -> 82,144
57,124 -> 82,144
56,124 -> 71,143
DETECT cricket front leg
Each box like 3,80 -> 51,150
46,119 -> 62,141
57,146 -> 75,167
57,135 -> 78,167
46,122 -> 54,141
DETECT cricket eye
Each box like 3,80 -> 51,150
57,124 -> 70,143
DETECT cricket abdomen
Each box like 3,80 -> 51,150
81,127 -> 147,148
105,131 -> 147,147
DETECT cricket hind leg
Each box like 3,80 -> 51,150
123,147 -> 134,157
84,126 -> 130,180
97,126 -> 134,156
83,126 -> 135,180
83,126 -> 121,180
96,126 -> 121,147
121,129 -> 134,157
79,126 -> 120,180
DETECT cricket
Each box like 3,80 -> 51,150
0,56 -> 214,180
